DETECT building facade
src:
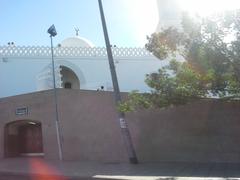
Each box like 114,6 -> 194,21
0,35 -> 169,98
0,0 -> 184,98
1,89 -> 240,163
0,0 -> 175,161
2,0 -> 238,163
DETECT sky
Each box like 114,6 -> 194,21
0,0 -> 158,47
2,0 -> 240,48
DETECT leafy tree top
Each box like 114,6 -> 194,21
120,11 -> 240,112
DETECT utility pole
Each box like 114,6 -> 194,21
98,0 -> 138,164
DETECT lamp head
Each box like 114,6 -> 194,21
47,24 -> 57,37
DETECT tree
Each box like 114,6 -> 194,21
119,11 -> 240,112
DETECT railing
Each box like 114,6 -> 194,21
0,46 -> 153,58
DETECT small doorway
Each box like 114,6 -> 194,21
60,66 -> 80,89
4,120 -> 44,157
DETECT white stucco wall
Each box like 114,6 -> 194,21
0,46 -> 167,98
0,58 -> 50,98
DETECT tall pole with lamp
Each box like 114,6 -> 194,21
47,24 -> 63,160
98,0 -> 138,164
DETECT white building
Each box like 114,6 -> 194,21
0,0 -> 182,98
0,35 -> 170,98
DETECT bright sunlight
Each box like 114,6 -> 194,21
178,0 -> 240,16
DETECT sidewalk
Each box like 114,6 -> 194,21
0,158 -> 240,180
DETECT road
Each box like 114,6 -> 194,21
0,174 -> 95,180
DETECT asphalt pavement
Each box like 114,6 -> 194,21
1,158 -> 240,180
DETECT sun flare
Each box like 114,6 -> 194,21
178,0 -> 240,16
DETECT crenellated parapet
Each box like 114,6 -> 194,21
0,46 -> 153,58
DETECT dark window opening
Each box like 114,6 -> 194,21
64,82 -> 72,89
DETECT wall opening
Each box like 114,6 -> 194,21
64,82 -> 72,89
4,120 -> 44,158
60,66 -> 80,89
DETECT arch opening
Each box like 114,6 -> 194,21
4,120 -> 44,158
60,66 -> 80,89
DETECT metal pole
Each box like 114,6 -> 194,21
98,0 -> 138,164
50,35 -> 63,161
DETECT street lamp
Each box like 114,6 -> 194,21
47,24 -> 63,160
98,0 -> 138,164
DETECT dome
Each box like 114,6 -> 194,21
60,36 -> 94,48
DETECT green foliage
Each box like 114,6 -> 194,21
146,28 -> 183,59
120,10 -> 240,112
144,60 -> 207,108
118,90 -> 152,112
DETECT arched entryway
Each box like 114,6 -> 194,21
4,120 -> 44,157
60,66 -> 80,89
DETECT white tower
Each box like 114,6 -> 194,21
156,0 -> 182,32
